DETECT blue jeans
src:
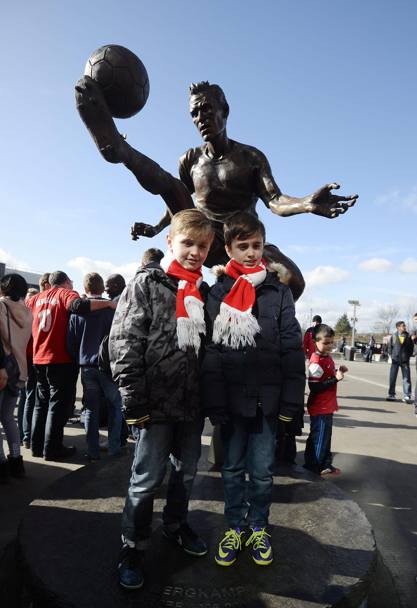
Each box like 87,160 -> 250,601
81,366 -> 123,458
221,413 -> 277,528
304,413 -> 333,472
389,361 -> 411,398
122,417 -> 204,548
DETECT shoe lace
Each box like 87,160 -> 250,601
220,529 -> 243,551
245,528 -> 271,550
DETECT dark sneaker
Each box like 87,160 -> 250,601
7,455 -> 25,478
162,523 -> 207,556
246,527 -> 273,566
320,466 -> 341,476
44,445 -> 76,461
386,395 -> 396,401
117,545 -> 144,590
215,528 -> 245,566
23,440 -> 31,449
402,397 -> 412,404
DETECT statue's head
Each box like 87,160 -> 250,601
189,81 -> 229,142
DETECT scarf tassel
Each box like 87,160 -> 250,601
213,303 -> 261,349
177,294 -> 205,353
177,317 -> 204,353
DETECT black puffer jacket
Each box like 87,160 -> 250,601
201,270 -> 305,422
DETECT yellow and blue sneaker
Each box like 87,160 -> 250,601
215,528 -> 245,566
246,527 -> 273,566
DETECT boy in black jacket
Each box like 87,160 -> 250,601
201,212 -> 305,567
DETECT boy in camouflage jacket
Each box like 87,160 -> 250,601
109,209 -> 214,590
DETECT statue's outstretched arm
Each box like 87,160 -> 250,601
75,76 -> 193,216
270,184 -> 358,219
254,149 -> 358,219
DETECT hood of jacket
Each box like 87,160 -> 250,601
211,261 -> 290,284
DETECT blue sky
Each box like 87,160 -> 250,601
2,1 -> 417,331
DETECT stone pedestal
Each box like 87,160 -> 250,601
19,448 -> 375,608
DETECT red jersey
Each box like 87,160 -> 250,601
307,351 -> 339,416
27,287 -> 79,364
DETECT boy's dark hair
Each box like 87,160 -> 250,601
313,323 -> 335,342
49,271 -> 70,287
83,272 -> 104,295
0,273 -> 28,301
312,315 -> 322,323
223,212 -> 266,247
395,320 -> 405,328
141,248 -> 164,267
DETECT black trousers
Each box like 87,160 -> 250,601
31,363 -> 78,457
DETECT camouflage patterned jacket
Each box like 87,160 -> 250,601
109,264 -> 204,423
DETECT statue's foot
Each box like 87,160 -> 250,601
75,76 -> 127,163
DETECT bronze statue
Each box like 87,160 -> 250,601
75,75 -> 357,300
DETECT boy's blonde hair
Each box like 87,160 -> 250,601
169,209 -> 214,239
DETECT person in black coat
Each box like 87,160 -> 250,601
387,321 -> 414,402
201,212 -> 305,568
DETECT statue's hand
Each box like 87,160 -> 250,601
307,183 -> 358,218
131,222 -> 157,241
75,76 -> 128,164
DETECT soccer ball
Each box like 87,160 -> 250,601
84,45 -> 149,119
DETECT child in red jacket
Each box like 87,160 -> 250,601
304,324 -> 348,476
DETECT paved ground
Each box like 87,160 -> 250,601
0,359 -> 416,606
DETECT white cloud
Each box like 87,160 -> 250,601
374,189 -> 401,207
287,244 -> 344,254
0,248 -> 30,270
399,257 -> 417,273
358,258 -> 393,272
304,265 -> 350,288
403,187 -> 417,213
375,186 -> 417,214
67,257 -> 139,282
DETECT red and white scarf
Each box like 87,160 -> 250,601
160,253 -> 205,353
213,259 -> 267,349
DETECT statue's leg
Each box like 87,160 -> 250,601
203,232 -> 228,268
263,243 -> 305,302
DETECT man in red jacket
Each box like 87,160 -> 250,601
303,315 -> 322,358
27,270 -> 115,460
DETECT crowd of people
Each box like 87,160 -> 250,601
0,208 -> 416,592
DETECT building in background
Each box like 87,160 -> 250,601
0,262 -> 41,290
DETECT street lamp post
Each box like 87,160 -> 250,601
348,300 -> 360,347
